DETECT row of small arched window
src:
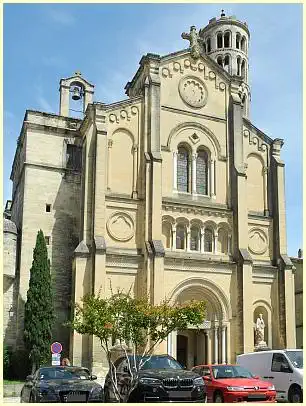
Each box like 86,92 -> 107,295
162,222 -> 230,254
216,55 -> 247,78
204,32 -> 247,53
177,144 -> 209,195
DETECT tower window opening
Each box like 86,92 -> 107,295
224,32 -> 230,48
203,43 -> 206,53
46,204 -> 51,213
236,33 -> 240,49
237,57 -> 241,76
190,226 -> 200,251
207,38 -> 211,53
224,55 -> 230,73
217,56 -> 223,67
241,59 -> 246,79
217,33 -> 223,48
241,36 -> 246,52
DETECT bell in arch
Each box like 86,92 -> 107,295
71,86 -> 82,101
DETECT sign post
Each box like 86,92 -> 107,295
51,342 -> 62,366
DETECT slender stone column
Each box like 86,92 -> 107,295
186,226 -> 191,252
228,234 -> 232,255
206,330 -> 212,364
210,159 -> 215,197
214,324 -> 219,364
263,166 -> 269,215
172,225 -> 176,251
132,144 -> 138,198
214,231 -> 218,254
201,229 -> 205,253
107,139 -> 113,191
192,153 -> 197,194
173,152 -> 177,191
221,325 -> 226,364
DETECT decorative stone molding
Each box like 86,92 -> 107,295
150,240 -> 165,258
94,236 -> 107,253
248,228 -> 268,255
108,105 -> 139,124
163,204 -> 231,219
107,212 -> 134,242
243,129 -> 268,152
178,76 -> 208,108
161,58 -> 226,92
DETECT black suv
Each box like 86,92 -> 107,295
104,354 -> 206,402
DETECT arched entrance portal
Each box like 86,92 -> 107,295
168,278 -> 231,369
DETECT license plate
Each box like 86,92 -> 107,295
66,393 -> 87,402
247,393 -> 266,400
168,391 -> 190,399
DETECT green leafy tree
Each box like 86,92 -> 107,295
24,230 -> 55,373
69,288 -> 206,401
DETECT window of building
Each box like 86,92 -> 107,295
190,226 -> 200,251
224,32 -> 230,48
176,225 -> 185,250
217,33 -> 223,48
162,222 -> 172,249
224,55 -> 230,73
204,229 -> 213,252
237,57 -> 241,76
236,33 -> 241,49
177,146 -> 190,192
66,144 -> 82,171
241,60 -> 246,79
217,56 -> 223,67
196,150 -> 209,195
241,36 -> 246,52
207,38 -> 211,53
218,229 -> 228,254
45,236 -> 50,245
46,204 -> 51,213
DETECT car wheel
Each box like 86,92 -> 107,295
214,391 -> 224,403
289,386 -> 303,403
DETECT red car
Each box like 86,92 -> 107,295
192,364 -> 276,403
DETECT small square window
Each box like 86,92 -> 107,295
45,236 -> 50,245
46,204 -> 51,213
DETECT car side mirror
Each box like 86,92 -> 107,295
90,375 -> 97,380
280,364 -> 292,373
26,375 -> 34,381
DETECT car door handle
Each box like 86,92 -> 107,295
263,376 -> 274,379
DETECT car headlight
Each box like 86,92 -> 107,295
139,377 -> 161,385
227,386 -> 246,391
267,385 -> 275,391
194,377 -> 205,386
89,386 -> 103,399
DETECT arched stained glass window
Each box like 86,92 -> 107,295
177,146 -> 189,192
196,150 -> 208,195
190,226 -> 200,251
204,229 -> 213,252
176,225 -> 185,250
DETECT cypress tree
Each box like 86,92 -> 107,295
24,230 -> 55,372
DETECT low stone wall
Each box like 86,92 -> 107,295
3,383 -> 24,397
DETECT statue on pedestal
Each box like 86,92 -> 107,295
255,313 -> 267,349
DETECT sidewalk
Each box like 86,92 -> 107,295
3,397 -> 20,403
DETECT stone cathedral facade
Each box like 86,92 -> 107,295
4,12 -> 296,377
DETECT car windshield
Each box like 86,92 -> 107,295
39,367 -> 90,380
285,350 -> 303,369
134,356 -> 183,370
212,365 -> 254,379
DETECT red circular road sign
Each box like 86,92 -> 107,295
50,342 -> 62,354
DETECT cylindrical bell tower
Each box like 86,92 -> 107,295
199,11 -> 250,82
199,11 -> 251,116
